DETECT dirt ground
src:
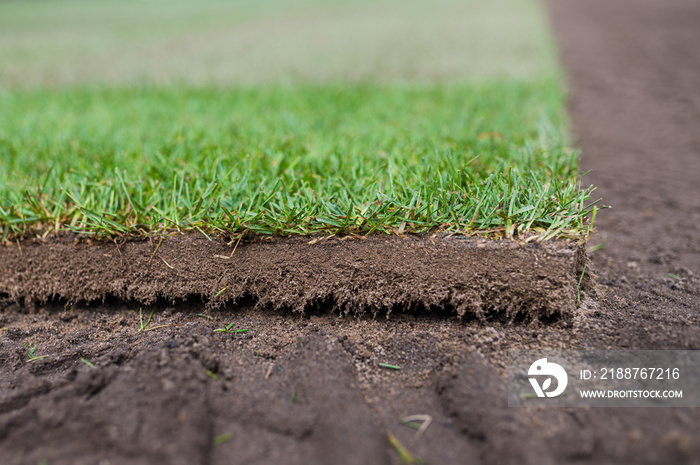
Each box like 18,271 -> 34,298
0,234 -> 588,321
2,0 -> 700,463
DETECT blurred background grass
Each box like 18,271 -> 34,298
0,0 -> 559,87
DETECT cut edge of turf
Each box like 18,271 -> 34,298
0,232 -> 592,320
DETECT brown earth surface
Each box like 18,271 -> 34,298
2,0 -> 700,463
0,234 -> 588,320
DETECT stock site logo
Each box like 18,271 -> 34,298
528,358 -> 568,398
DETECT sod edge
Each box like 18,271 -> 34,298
0,234 -> 589,319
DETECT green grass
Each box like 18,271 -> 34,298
379,363 -> 401,370
138,308 -> 155,332
213,433 -> 232,445
0,0 -> 598,242
388,432 -> 425,465
0,83 -> 596,241
577,265 -> 588,304
26,344 -> 48,362
213,323 -> 248,334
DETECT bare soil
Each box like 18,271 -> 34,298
2,0 -> 700,463
0,234 -> 587,320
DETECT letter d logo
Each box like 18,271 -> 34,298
528,358 -> 568,398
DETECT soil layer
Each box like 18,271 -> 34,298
0,234 -> 587,319
2,0 -> 700,463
